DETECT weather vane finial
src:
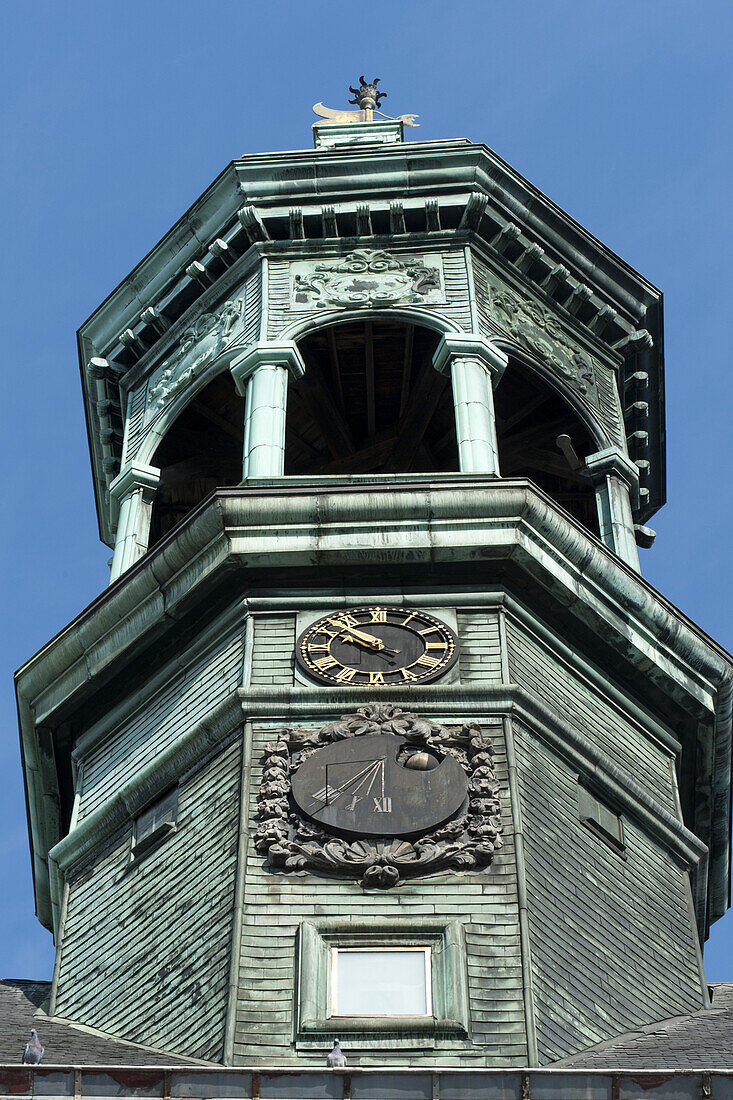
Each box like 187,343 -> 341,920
312,77 -> 419,129
348,76 -> 387,112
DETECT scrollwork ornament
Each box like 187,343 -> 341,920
147,297 -> 244,409
255,705 -> 503,889
292,249 -> 443,310
486,279 -> 598,400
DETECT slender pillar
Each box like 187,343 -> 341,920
108,462 -> 161,583
585,446 -> 641,571
433,334 -> 508,474
230,342 -> 305,478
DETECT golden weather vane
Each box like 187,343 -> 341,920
313,76 -> 419,128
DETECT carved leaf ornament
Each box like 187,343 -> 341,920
486,279 -> 597,399
255,705 -> 503,888
293,249 -> 441,309
147,297 -> 244,409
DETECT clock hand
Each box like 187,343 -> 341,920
339,628 -> 401,656
339,626 -> 384,650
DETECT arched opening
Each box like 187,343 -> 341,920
286,319 -> 458,476
495,359 -> 600,534
148,371 -> 244,547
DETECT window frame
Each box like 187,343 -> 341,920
130,786 -> 179,864
296,920 -> 469,1045
578,780 -> 626,857
329,945 -> 433,1019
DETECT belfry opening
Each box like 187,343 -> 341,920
495,358 -> 600,535
147,320 -> 600,547
286,319 -> 456,476
148,371 -> 243,547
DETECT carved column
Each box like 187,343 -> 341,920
585,446 -> 641,571
108,462 -> 161,583
433,334 -> 508,475
230,343 -> 305,478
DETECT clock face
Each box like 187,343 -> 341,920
291,733 -> 468,838
295,606 -> 458,686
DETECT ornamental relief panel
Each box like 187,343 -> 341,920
479,269 -> 606,410
290,249 -> 445,311
255,704 -> 503,889
143,294 -> 246,424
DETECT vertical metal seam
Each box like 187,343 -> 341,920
49,759 -> 83,1016
504,712 -> 539,1066
223,721 -> 253,1063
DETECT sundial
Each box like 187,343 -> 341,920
291,732 -> 468,838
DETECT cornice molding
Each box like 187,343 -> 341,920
49,683 -> 706,881
18,480 -> 730,719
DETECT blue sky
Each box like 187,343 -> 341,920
1,0 -> 732,982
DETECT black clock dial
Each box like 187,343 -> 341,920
291,733 -> 468,838
295,606 -> 458,686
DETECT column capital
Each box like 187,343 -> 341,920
230,341 -> 305,396
432,333 -> 508,386
109,462 -> 161,505
585,446 -> 640,509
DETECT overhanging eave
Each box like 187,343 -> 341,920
16,477 -> 731,933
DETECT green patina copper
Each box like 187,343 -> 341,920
14,103 -> 731,1069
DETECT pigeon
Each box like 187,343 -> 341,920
326,1038 -> 346,1068
22,1029 -> 44,1064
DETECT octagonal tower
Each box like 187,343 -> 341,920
16,88 -> 732,1070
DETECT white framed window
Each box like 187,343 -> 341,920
131,787 -> 178,861
330,946 -> 432,1017
578,783 -> 625,854
297,921 -> 468,1041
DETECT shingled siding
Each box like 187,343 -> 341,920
79,625 -> 245,818
250,614 -> 295,687
513,721 -> 705,1064
56,736 -> 241,1061
456,611 -> 502,681
505,617 -> 678,812
233,718 -> 527,1067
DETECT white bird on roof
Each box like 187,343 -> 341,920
326,1038 -> 346,1068
22,1029 -> 44,1064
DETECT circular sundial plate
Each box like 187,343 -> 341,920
295,606 -> 458,686
291,733 -> 468,838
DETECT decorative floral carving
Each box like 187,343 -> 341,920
485,279 -> 597,397
147,297 -> 244,409
292,249 -> 442,309
255,705 -> 503,889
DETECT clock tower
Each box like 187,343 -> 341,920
16,82 -> 733,1070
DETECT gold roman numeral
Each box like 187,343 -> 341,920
370,608 -> 387,622
334,666 -> 357,682
416,654 -> 440,668
400,669 -> 418,682
313,655 -> 338,670
419,626 -> 440,635
368,671 -> 385,685
330,613 -> 359,629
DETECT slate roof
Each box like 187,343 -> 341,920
556,983 -> 733,1069
0,980 -> 201,1065
3,977 -> 733,1069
